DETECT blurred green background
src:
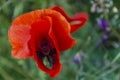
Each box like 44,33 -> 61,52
0,0 -> 120,80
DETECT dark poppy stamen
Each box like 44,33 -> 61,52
36,39 -> 58,69
37,47 -> 56,69
40,40 -> 50,55
50,48 -> 56,55
36,51 -> 45,61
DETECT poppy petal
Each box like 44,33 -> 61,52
37,30 -> 62,78
30,16 -> 62,78
8,26 -> 32,58
45,10 -> 76,51
8,10 -> 45,59
51,6 -> 88,33
70,13 -> 88,33
51,6 -> 70,21
29,17 -> 51,51
48,25 -> 62,77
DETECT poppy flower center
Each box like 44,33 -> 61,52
40,40 -> 50,55
37,39 -> 56,69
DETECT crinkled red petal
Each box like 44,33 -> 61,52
8,11 -> 41,58
8,26 -> 32,59
30,16 -> 62,78
45,9 -> 76,51
51,6 -> 88,33
70,13 -> 88,33
51,6 -> 70,21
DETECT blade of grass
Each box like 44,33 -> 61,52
95,65 -> 120,80
111,52 -> 120,64
0,57 -> 34,80
0,67 -> 13,80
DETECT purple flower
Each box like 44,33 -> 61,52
73,53 -> 81,64
73,53 -> 86,64
96,19 -> 111,47
96,33 -> 109,47
97,18 -> 109,30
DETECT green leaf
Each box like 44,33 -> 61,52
13,2 -> 24,18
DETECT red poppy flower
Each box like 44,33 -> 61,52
8,6 -> 88,78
